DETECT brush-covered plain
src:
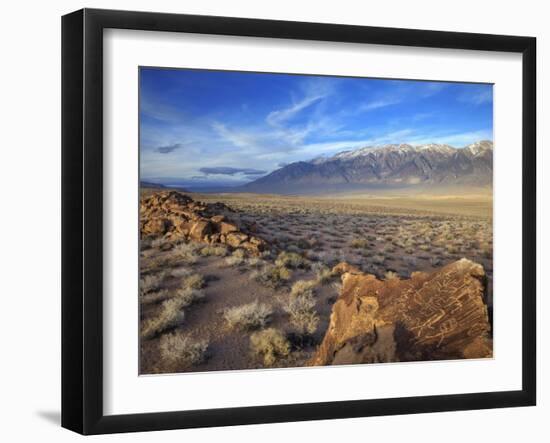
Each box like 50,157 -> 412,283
139,191 -> 492,374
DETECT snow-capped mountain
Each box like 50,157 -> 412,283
243,140 -> 493,194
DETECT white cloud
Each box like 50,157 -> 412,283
359,98 -> 400,112
266,93 -> 325,127
419,82 -> 447,97
140,95 -> 185,123
401,129 -> 493,147
210,122 -> 261,150
458,88 -> 493,105
140,76 -> 490,184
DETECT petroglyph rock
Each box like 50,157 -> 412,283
310,258 -> 492,366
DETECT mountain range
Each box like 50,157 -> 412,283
242,140 -> 493,194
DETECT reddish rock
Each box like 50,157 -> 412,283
220,221 -> 239,234
189,220 -> 213,240
310,258 -> 492,366
140,191 -> 267,255
225,232 -> 248,247
332,262 -> 362,275
141,218 -> 170,236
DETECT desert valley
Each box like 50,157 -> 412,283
139,141 -> 494,374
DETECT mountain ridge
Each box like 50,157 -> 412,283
243,140 -> 493,194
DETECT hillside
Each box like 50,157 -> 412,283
243,140 -> 493,194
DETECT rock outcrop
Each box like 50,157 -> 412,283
310,258 -> 492,366
140,191 -> 267,255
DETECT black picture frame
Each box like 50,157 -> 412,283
62,8 -> 536,435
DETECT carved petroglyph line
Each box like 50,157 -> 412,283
409,309 -> 447,338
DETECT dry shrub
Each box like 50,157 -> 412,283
250,328 -> 290,366
199,245 -> 228,257
173,242 -> 200,264
372,255 -> 385,265
224,255 -> 244,267
141,298 -> 186,339
350,238 -> 369,249
139,273 -> 165,296
156,254 -> 180,269
275,251 -> 309,270
140,289 -> 171,305
281,292 -> 319,336
251,264 -> 292,289
182,273 -> 205,290
175,287 -> 205,307
246,257 -> 265,269
311,262 -> 332,284
171,267 -> 193,278
223,300 -> 273,331
160,332 -> 209,368
290,279 -> 316,298
151,237 -> 168,249
223,249 -> 247,267
384,271 -> 400,281
140,238 -> 153,251
446,245 -> 458,254
140,248 -> 156,259
232,249 -> 247,259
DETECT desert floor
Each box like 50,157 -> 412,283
139,191 -> 493,374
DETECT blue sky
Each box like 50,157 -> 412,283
139,67 -> 493,187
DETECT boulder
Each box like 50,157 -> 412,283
189,220 -> 213,240
310,258 -> 492,366
141,218 -> 170,236
332,261 -> 362,275
219,221 -> 239,234
139,191 -> 268,255
225,232 -> 248,247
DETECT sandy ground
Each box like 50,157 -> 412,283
139,191 -> 493,374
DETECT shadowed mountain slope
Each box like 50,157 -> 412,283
244,140 -> 493,194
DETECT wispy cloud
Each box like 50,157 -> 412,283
140,95 -> 185,123
458,87 -> 493,105
155,143 -> 183,154
211,82 -> 341,152
266,93 -> 325,126
406,129 -> 493,147
211,122 -> 261,150
140,68 -> 492,185
419,82 -> 447,97
264,78 -> 336,145
289,129 -> 416,158
359,98 -> 400,112
199,166 -> 267,176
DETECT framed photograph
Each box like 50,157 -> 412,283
62,8 -> 536,434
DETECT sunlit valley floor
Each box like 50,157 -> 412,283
139,190 -> 493,374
